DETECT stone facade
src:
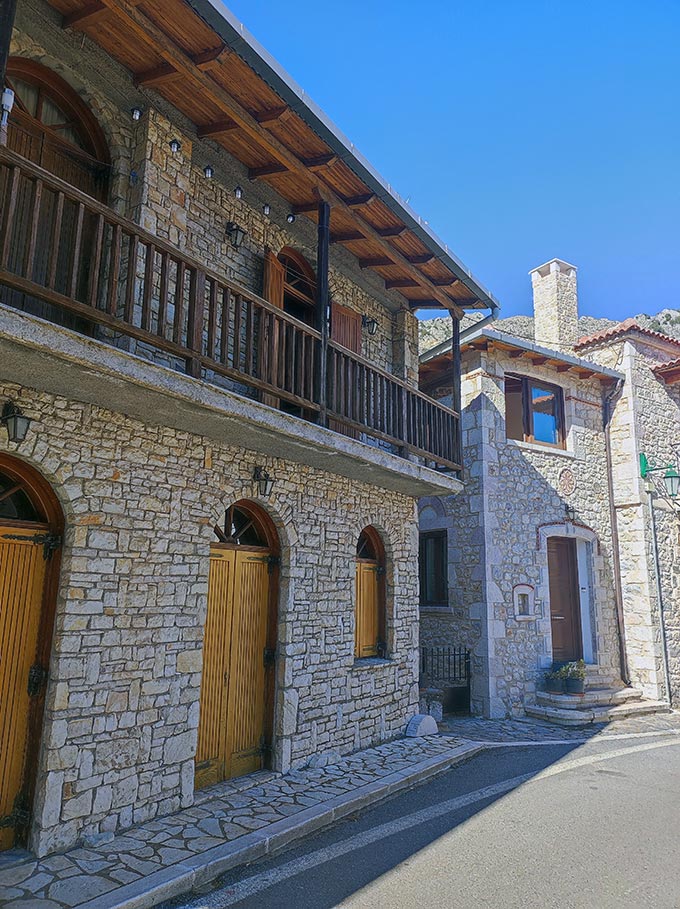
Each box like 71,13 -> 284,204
0,0 -> 453,859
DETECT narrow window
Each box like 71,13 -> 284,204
419,530 -> 448,607
504,374 -> 564,449
355,527 -> 386,658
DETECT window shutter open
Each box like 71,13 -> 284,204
263,251 -> 285,309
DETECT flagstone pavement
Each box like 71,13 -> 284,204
2,711 -> 679,909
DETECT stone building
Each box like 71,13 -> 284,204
419,258 -> 680,720
0,0 -> 498,856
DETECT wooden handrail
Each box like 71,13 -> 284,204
0,146 -> 461,470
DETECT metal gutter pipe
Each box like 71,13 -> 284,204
647,491 -> 673,705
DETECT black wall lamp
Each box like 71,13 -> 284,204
169,138 -> 181,153
1,401 -> 31,443
253,466 -> 274,497
226,221 -> 246,249
362,315 -> 378,336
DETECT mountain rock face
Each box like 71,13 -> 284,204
418,309 -> 680,355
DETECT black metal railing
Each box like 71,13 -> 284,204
420,645 -> 471,712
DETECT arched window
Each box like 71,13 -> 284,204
355,526 -> 386,659
6,58 -> 110,200
278,249 -> 316,326
213,502 -> 278,550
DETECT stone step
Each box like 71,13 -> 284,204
525,698 -> 671,727
536,686 -> 642,710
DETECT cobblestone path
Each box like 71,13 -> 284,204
441,711 -> 680,742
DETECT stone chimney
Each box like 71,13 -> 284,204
530,258 -> 579,351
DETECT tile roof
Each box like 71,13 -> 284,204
653,357 -> 680,383
575,318 -> 680,350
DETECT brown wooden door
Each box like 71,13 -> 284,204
355,559 -> 379,658
547,537 -> 582,662
195,547 -> 272,789
260,252 -> 286,409
330,302 -> 362,437
0,526 -> 49,850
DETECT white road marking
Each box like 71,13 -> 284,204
177,737 -> 680,908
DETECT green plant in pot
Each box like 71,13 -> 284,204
544,668 -> 564,694
563,659 -> 586,695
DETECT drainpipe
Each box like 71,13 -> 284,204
602,379 -> 630,685
0,0 -> 18,146
647,490 -> 673,705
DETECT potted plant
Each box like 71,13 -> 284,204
563,659 -> 586,695
544,668 -> 564,694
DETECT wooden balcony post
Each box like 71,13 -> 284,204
0,0 -> 18,147
450,311 -> 462,467
186,267 -> 206,378
316,200 -> 330,426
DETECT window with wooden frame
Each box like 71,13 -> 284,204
504,374 -> 565,449
355,527 -> 386,659
419,530 -> 448,608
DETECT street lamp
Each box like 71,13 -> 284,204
640,452 -> 680,506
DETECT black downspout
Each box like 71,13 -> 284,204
316,200 -> 330,427
450,313 -> 461,469
0,0 -> 18,146
603,379 -> 630,685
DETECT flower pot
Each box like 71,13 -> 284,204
565,677 -> 585,695
545,677 -> 564,694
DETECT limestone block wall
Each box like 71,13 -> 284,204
2,379 -> 419,857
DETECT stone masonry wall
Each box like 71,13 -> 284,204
2,379 -> 419,857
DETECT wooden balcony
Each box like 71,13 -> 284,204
0,147 -> 461,471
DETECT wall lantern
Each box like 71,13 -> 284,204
1,401 -> 31,443
286,212 -> 296,224
263,203 -> 271,216
130,107 -> 142,121
564,503 -> 577,522
234,185 -> 243,200
640,452 -> 680,506
226,221 -> 246,249
1,87 -> 15,129
169,138 -> 181,153
203,165 -> 214,179
253,466 -> 274,497
361,314 -> 378,336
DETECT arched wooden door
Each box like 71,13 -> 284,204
2,58 -> 110,330
355,527 -> 386,659
195,502 -> 278,789
0,456 -> 63,851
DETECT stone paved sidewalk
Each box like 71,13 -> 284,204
440,711 -> 680,743
0,736 -> 477,909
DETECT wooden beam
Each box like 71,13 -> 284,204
344,193 -> 375,208
62,1 -> 109,30
292,202 -> 319,214
330,231 -> 364,244
197,119 -> 239,139
432,277 -> 460,287
385,279 -> 418,290
134,63 -> 178,88
193,45 -> 230,71
508,349 -> 524,358
302,153 -> 338,170
255,106 -> 291,124
406,254 -> 435,265
529,355 -> 548,365
376,226 -> 407,238
248,163 -> 288,180
555,364 -> 572,372
96,0 -> 464,316
359,257 -> 393,268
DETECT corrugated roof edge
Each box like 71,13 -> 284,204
422,326 -> 624,379
187,0 -> 500,313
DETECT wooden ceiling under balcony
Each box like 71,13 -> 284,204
45,0 -> 495,318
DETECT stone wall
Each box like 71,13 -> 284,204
421,345 -> 622,717
2,379 -> 419,856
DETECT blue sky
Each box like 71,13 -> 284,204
224,0 -> 680,322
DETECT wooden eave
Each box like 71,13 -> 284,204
48,0 -> 500,318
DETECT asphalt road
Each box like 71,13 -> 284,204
166,733 -> 680,909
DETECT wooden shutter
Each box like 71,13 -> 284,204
0,528 -> 48,850
331,301 -> 362,353
263,251 -> 285,309
355,560 -> 379,658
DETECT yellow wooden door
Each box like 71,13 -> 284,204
355,560 -> 379,658
195,548 -> 271,789
0,527 -> 48,850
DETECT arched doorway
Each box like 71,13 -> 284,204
2,58 -> 110,330
355,526 -> 386,659
195,501 -> 279,789
0,455 -> 63,851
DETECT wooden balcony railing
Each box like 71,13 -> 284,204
0,146 -> 461,471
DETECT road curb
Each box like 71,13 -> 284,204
75,741 -> 483,909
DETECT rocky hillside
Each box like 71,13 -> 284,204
418,309 -> 680,355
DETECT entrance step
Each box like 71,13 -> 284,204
525,696 -> 671,727
535,686 -> 642,711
